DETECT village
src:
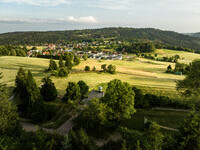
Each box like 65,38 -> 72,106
27,42 -> 124,60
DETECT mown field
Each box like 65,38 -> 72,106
0,49 -> 199,98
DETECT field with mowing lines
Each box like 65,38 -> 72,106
0,49 -> 199,98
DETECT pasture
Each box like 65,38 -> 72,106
0,49 -> 199,98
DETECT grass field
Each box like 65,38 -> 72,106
27,46 -> 46,51
0,49 -> 199,98
155,49 -> 200,64
122,109 -> 188,130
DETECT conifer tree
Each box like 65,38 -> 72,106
0,72 -> 21,136
40,77 -> 58,102
74,55 -> 80,65
144,121 -> 164,150
25,71 -> 45,121
14,67 -> 27,113
59,55 -> 65,68
48,58 -> 58,71
78,80 -> 89,99
69,52 -> 74,61
65,55 -> 73,70
63,82 -> 81,102
178,108 -> 200,150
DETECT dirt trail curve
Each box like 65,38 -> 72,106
21,113 -> 79,135
58,113 -> 79,135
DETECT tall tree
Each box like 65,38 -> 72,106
59,55 -> 65,68
48,58 -> 58,71
178,108 -> 200,150
65,55 -> 73,70
40,77 -> 58,102
78,80 -> 89,99
177,59 -> 200,96
15,69 -> 45,122
0,72 -> 21,136
14,67 -> 27,96
63,82 -> 81,102
144,121 -> 164,150
74,56 -> 80,65
100,79 -> 136,126
25,71 -> 45,121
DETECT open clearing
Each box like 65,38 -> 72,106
0,49 -> 199,97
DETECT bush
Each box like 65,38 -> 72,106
107,64 -> 116,74
58,67 -> 69,77
52,70 -> 59,76
92,66 -> 96,71
69,129 -> 97,150
85,66 -> 90,71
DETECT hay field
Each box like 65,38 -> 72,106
0,49 -> 198,97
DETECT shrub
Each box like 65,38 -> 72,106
85,66 -> 90,71
92,66 -> 96,71
101,64 -> 107,73
58,67 -> 69,77
107,64 -> 116,74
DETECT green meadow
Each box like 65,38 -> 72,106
0,49 -> 199,98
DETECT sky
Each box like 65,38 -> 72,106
1,0 -> 200,33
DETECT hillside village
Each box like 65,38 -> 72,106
27,42 -> 123,60
27,41 -> 123,60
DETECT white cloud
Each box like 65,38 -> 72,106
62,16 -> 98,23
0,16 -> 98,24
0,0 -> 70,6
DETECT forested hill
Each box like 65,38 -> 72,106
190,32 -> 200,38
1,27 -> 200,51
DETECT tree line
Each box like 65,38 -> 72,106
1,27 -> 200,52
0,45 -> 27,57
46,53 -> 80,77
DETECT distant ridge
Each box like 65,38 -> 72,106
0,27 -> 200,51
189,32 -> 200,38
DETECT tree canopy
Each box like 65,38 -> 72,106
63,82 -> 81,102
100,79 -> 136,126
176,59 -> 200,96
40,77 -> 58,102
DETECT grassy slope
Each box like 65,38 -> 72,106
0,49 -> 199,97
122,109 -> 188,130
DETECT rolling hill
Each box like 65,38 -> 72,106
1,28 -> 200,51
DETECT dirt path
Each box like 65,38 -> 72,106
21,122 -> 55,133
21,113 -> 79,135
152,107 -> 190,112
58,113 -> 79,135
159,125 -> 179,132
